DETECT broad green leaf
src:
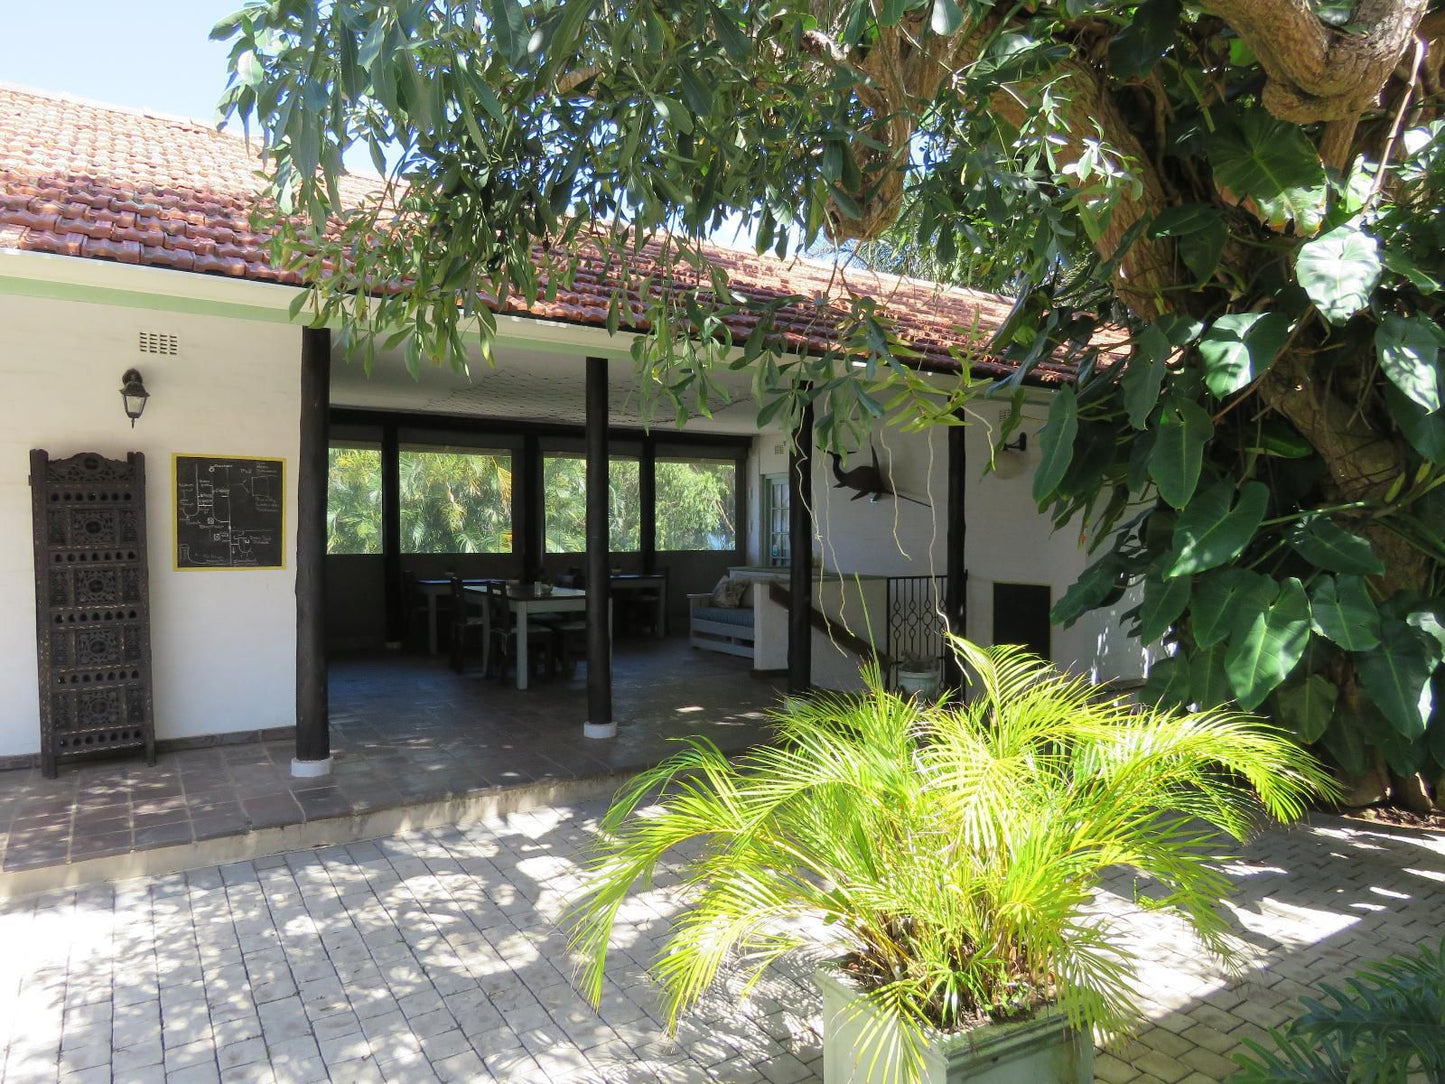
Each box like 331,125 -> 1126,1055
1287,515 -> 1385,575
1384,383 -> 1445,460
1198,312 -> 1291,398
1383,246 -> 1442,294
1191,569 -> 1278,649
1356,621 -> 1436,737
1121,323 -> 1169,430
1141,654 -> 1190,709
1375,313 -> 1442,413
1032,386 -> 1078,504
1275,673 -> 1338,743
1107,0 -> 1179,78
1408,609 -> 1445,664
1309,575 -> 1381,650
1376,726 -> 1427,777
1165,481 -> 1268,577
1189,642 -> 1232,708
1225,577 -> 1310,710
1207,111 -> 1327,233
1150,203 -> 1228,283
1051,550 -> 1125,629
1148,398 -> 1212,508
1321,708 -> 1369,776
930,0 -> 964,35
1140,574 -> 1190,642
1295,224 -> 1382,324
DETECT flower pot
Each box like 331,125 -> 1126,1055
817,967 -> 1093,1084
896,666 -> 942,699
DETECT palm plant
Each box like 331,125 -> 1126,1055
569,639 -> 1337,1083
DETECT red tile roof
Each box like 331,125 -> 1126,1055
0,85 -> 1081,382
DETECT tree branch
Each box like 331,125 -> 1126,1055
1200,0 -> 1430,123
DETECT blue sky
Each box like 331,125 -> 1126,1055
1,1 -> 241,122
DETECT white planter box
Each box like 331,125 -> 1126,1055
817,966 -> 1094,1084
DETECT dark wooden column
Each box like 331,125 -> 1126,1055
943,420 -> 968,688
380,420 -> 402,645
583,357 -> 615,737
294,327 -> 332,775
787,397 -> 814,693
521,433 -> 543,578
640,435 -> 657,574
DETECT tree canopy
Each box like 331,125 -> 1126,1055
220,0 -> 1445,806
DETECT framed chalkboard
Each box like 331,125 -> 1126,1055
174,455 -> 286,570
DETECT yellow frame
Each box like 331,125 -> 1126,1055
172,453 -> 288,571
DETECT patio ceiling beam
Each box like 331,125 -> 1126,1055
584,356 -> 615,739
294,326 -> 333,777
788,400 -> 815,693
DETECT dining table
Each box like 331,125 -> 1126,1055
464,583 -> 612,690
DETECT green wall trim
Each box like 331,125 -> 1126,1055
0,272 -> 298,324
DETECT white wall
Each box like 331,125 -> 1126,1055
0,294 -> 301,758
748,395 -> 1149,686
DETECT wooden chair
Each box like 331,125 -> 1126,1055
449,577 -> 489,674
484,582 -> 557,681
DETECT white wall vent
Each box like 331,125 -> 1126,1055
138,331 -> 179,357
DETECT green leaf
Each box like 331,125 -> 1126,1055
1383,246 -> 1442,294
1140,574 -> 1191,642
1287,515 -> 1385,575
1108,0 -> 1180,79
1032,386 -> 1078,504
1165,480 -> 1268,577
1141,654 -> 1190,709
1207,111 -> 1327,233
1122,323 -> 1169,430
1356,621 -> 1436,737
710,3 -> 751,60
1276,673 -> 1339,743
1148,398 -> 1212,508
1189,642 -> 1233,708
1198,312 -> 1291,398
929,0 -> 964,36
1226,577 -> 1310,710
1384,383 -> 1445,460
1149,203 -> 1227,283
1051,550 -> 1125,629
1321,707 -> 1369,776
1309,575 -> 1381,651
1191,571 -> 1279,649
1375,313 -> 1442,413
1295,224 -> 1382,324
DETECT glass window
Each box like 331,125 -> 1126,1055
763,472 -> 789,566
543,455 -> 640,552
657,459 -> 738,551
327,445 -> 383,555
399,446 -> 513,554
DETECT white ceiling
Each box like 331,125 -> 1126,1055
328,327 -> 766,434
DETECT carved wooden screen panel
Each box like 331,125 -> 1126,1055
30,450 -> 156,778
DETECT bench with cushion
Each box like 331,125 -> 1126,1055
688,577 -> 758,658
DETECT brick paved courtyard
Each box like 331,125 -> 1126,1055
0,798 -> 1441,1083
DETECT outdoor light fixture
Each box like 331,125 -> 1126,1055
119,368 -> 149,427
1001,432 -> 1028,453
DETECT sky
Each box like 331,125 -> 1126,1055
1,1 -> 242,123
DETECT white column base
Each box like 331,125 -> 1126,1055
290,756 -> 333,778
583,722 -> 617,740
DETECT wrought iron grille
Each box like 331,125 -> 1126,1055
884,575 -> 948,668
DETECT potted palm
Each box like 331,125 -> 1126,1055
569,639 -> 1335,1084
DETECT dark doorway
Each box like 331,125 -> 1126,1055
992,582 -> 1052,661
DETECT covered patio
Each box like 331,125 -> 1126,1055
0,640 -> 779,885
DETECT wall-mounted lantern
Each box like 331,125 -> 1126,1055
1001,432 -> 1028,453
119,368 -> 149,427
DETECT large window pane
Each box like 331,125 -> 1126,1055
657,459 -> 737,551
543,455 -> 640,552
327,445 -> 382,555
399,446 -> 512,554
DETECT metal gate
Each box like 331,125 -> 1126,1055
29,450 -> 156,778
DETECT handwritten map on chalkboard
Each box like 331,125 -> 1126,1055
174,455 -> 285,569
